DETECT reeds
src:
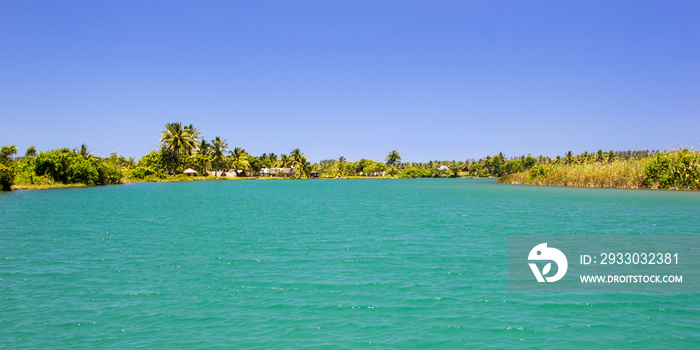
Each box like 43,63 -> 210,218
497,149 -> 700,190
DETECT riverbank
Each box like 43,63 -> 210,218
9,174 -> 405,190
497,149 -> 700,190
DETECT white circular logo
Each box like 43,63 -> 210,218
528,243 -> 568,282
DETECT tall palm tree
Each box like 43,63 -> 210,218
160,122 -> 198,173
210,137 -> 228,176
290,148 -> 311,178
385,150 -> 401,167
184,124 -> 202,155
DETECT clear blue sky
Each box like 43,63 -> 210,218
1,1 -> 698,162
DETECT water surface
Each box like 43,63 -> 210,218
1,179 -> 699,348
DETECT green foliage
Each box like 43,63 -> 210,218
468,162 -> 483,176
523,156 -> 536,169
1,145 -> 18,161
397,168 -> 426,178
25,146 -> 37,158
504,160 -> 523,174
385,150 -> 401,167
33,148 -> 122,185
0,145 -> 17,191
290,148 -> 311,178
160,122 -> 200,173
139,149 -> 172,173
184,153 -> 211,174
528,165 -> 548,178
644,150 -> 700,190
0,162 -> 16,191
130,166 -> 164,179
210,137 -> 228,174
491,154 -> 504,177
498,151 -> 700,191
248,154 -> 262,175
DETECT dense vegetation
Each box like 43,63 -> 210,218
498,149 -> 700,190
1,122 -> 698,191
3,144 -> 126,190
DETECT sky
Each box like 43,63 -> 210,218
1,1 -> 698,163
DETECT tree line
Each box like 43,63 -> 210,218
0,122 -> 694,190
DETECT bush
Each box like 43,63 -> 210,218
528,165 -> 548,178
644,150 -> 700,189
130,166 -> 157,179
35,148 -> 75,183
67,157 -> 99,185
34,148 -> 124,185
0,163 -> 16,191
96,160 -> 123,184
398,168 -> 418,178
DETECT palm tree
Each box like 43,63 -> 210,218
565,151 -> 574,165
160,122 -> 198,173
280,154 -> 292,168
198,139 -> 212,156
596,149 -> 605,163
334,156 -> 347,177
230,147 -> 250,176
75,144 -> 94,159
290,148 -> 311,178
184,124 -> 202,155
210,137 -> 228,176
386,150 -> 401,167
268,153 -> 279,168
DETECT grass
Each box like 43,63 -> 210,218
498,160 -> 647,189
498,150 -> 700,190
12,183 -> 88,190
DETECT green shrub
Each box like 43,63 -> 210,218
34,148 -> 74,183
529,165 -> 548,178
0,163 -> 16,191
398,168 -> 422,178
96,160 -> 123,184
67,157 -> 99,185
644,150 -> 700,189
130,166 -> 157,179
34,148 -> 124,185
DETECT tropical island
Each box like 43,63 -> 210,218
1,122 -> 698,191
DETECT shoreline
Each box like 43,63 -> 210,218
9,174 -> 697,192
495,181 -> 698,191
9,175 -> 497,191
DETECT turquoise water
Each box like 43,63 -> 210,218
1,179 -> 699,348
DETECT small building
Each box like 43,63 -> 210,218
183,168 -> 197,176
269,168 -> 294,177
438,165 -> 450,171
310,171 -> 319,178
